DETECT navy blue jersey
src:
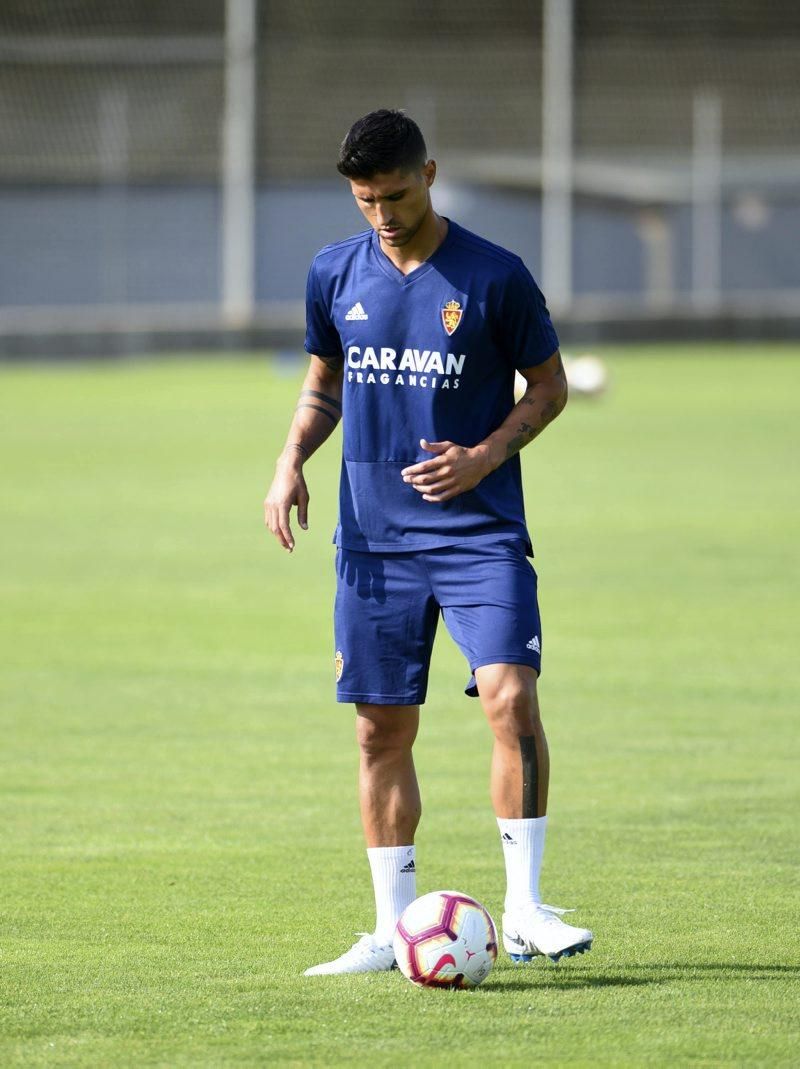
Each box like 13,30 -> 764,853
304,219 -> 559,554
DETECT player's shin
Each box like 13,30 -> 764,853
497,733 -> 547,911
367,845 -> 417,944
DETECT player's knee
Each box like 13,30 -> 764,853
356,707 -> 417,761
481,675 -> 538,739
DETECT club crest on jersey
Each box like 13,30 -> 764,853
441,299 -> 463,337
334,649 -> 344,682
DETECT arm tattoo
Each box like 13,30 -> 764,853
296,402 -> 339,425
300,388 -> 342,412
286,442 -> 309,460
519,356 -> 567,408
505,400 -> 560,459
554,354 -> 568,384
317,353 -> 344,372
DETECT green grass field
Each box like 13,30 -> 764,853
1,344 -> 798,1067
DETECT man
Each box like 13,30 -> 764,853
265,109 -> 593,975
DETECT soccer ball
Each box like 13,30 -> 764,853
393,890 -> 498,988
514,352 -> 609,402
566,353 -> 609,396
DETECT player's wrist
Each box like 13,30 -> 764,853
476,439 -> 503,475
473,440 -> 500,477
278,443 -> 308,470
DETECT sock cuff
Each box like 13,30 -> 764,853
497,817 -> 547,910
366,845 -> 416,945
497,816 -> 547,834
367,845 -> 415,862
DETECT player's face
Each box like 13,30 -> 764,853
348,162 -> 436,248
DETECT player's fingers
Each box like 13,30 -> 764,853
402,457 -> 446,479
414,463 -> 451,484
410,477 -> 454,494
265,500 -> 278,535
422,489 -> 458,503
268,506 -> 289,550
276,504 -> 295,552
297,492 -> 309,531
420,438 -> 451,454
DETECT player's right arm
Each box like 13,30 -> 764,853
264,354 -> 343,552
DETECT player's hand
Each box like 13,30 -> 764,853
400,438 -> 492,503
264,455 -> 309,552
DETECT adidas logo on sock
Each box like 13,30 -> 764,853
345,301 -> 368,321
400,859 -> 416,873
501,832 -> 517,845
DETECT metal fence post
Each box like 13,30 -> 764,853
222,0 -> 257,327
541,0 -> 574,315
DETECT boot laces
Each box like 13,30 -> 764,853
344,933 -> 391,964
531,904 -> 577,929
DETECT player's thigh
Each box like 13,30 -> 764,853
333,548 -> 438,706
433,539 -> 542,693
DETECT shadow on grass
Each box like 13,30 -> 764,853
624,963 -> 800,979
485,961 -> 800,992
487,974 -> 655,993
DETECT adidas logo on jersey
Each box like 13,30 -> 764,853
526,635 -> 541,653
345,302 -> 368,321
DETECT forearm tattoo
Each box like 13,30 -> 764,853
300,388 -> 342,412
285,442 -> 309,460
295,402 -> 340,425
517,355 -> 567,409
505,400 -> 560,458
505,356 -> 566,459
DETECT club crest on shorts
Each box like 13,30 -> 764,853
441,299 -> 463,337
334,649 -> 344,682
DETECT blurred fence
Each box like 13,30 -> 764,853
1,0 -> 799,353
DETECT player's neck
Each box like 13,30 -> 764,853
379,211 -> 448,276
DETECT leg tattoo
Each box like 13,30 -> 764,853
519,734 -> 538,819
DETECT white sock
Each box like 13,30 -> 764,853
367,845 -> 417,944
497,816 -> 547,912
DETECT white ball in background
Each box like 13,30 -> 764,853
566,354 -> 609,396
514,370 -> 528,402
514,353 -> 609,402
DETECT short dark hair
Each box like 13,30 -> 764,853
337,109 -> 427,180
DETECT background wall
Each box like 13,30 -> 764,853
1,0 -> 798,350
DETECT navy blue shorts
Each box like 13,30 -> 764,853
333,538 -> 541,705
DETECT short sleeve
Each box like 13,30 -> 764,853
495,262 -> 560,370
304,259 -> 343,360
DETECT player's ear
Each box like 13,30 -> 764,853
423,159 -> 436,187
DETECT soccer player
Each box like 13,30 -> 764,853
265,110 -> 593,974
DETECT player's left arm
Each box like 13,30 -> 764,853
401,351 -> 567,503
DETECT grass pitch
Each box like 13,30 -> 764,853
1,344 -> 798,1067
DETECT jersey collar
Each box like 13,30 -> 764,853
369,218 -> 455,287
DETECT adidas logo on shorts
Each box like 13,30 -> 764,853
526,635 -> 541,653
